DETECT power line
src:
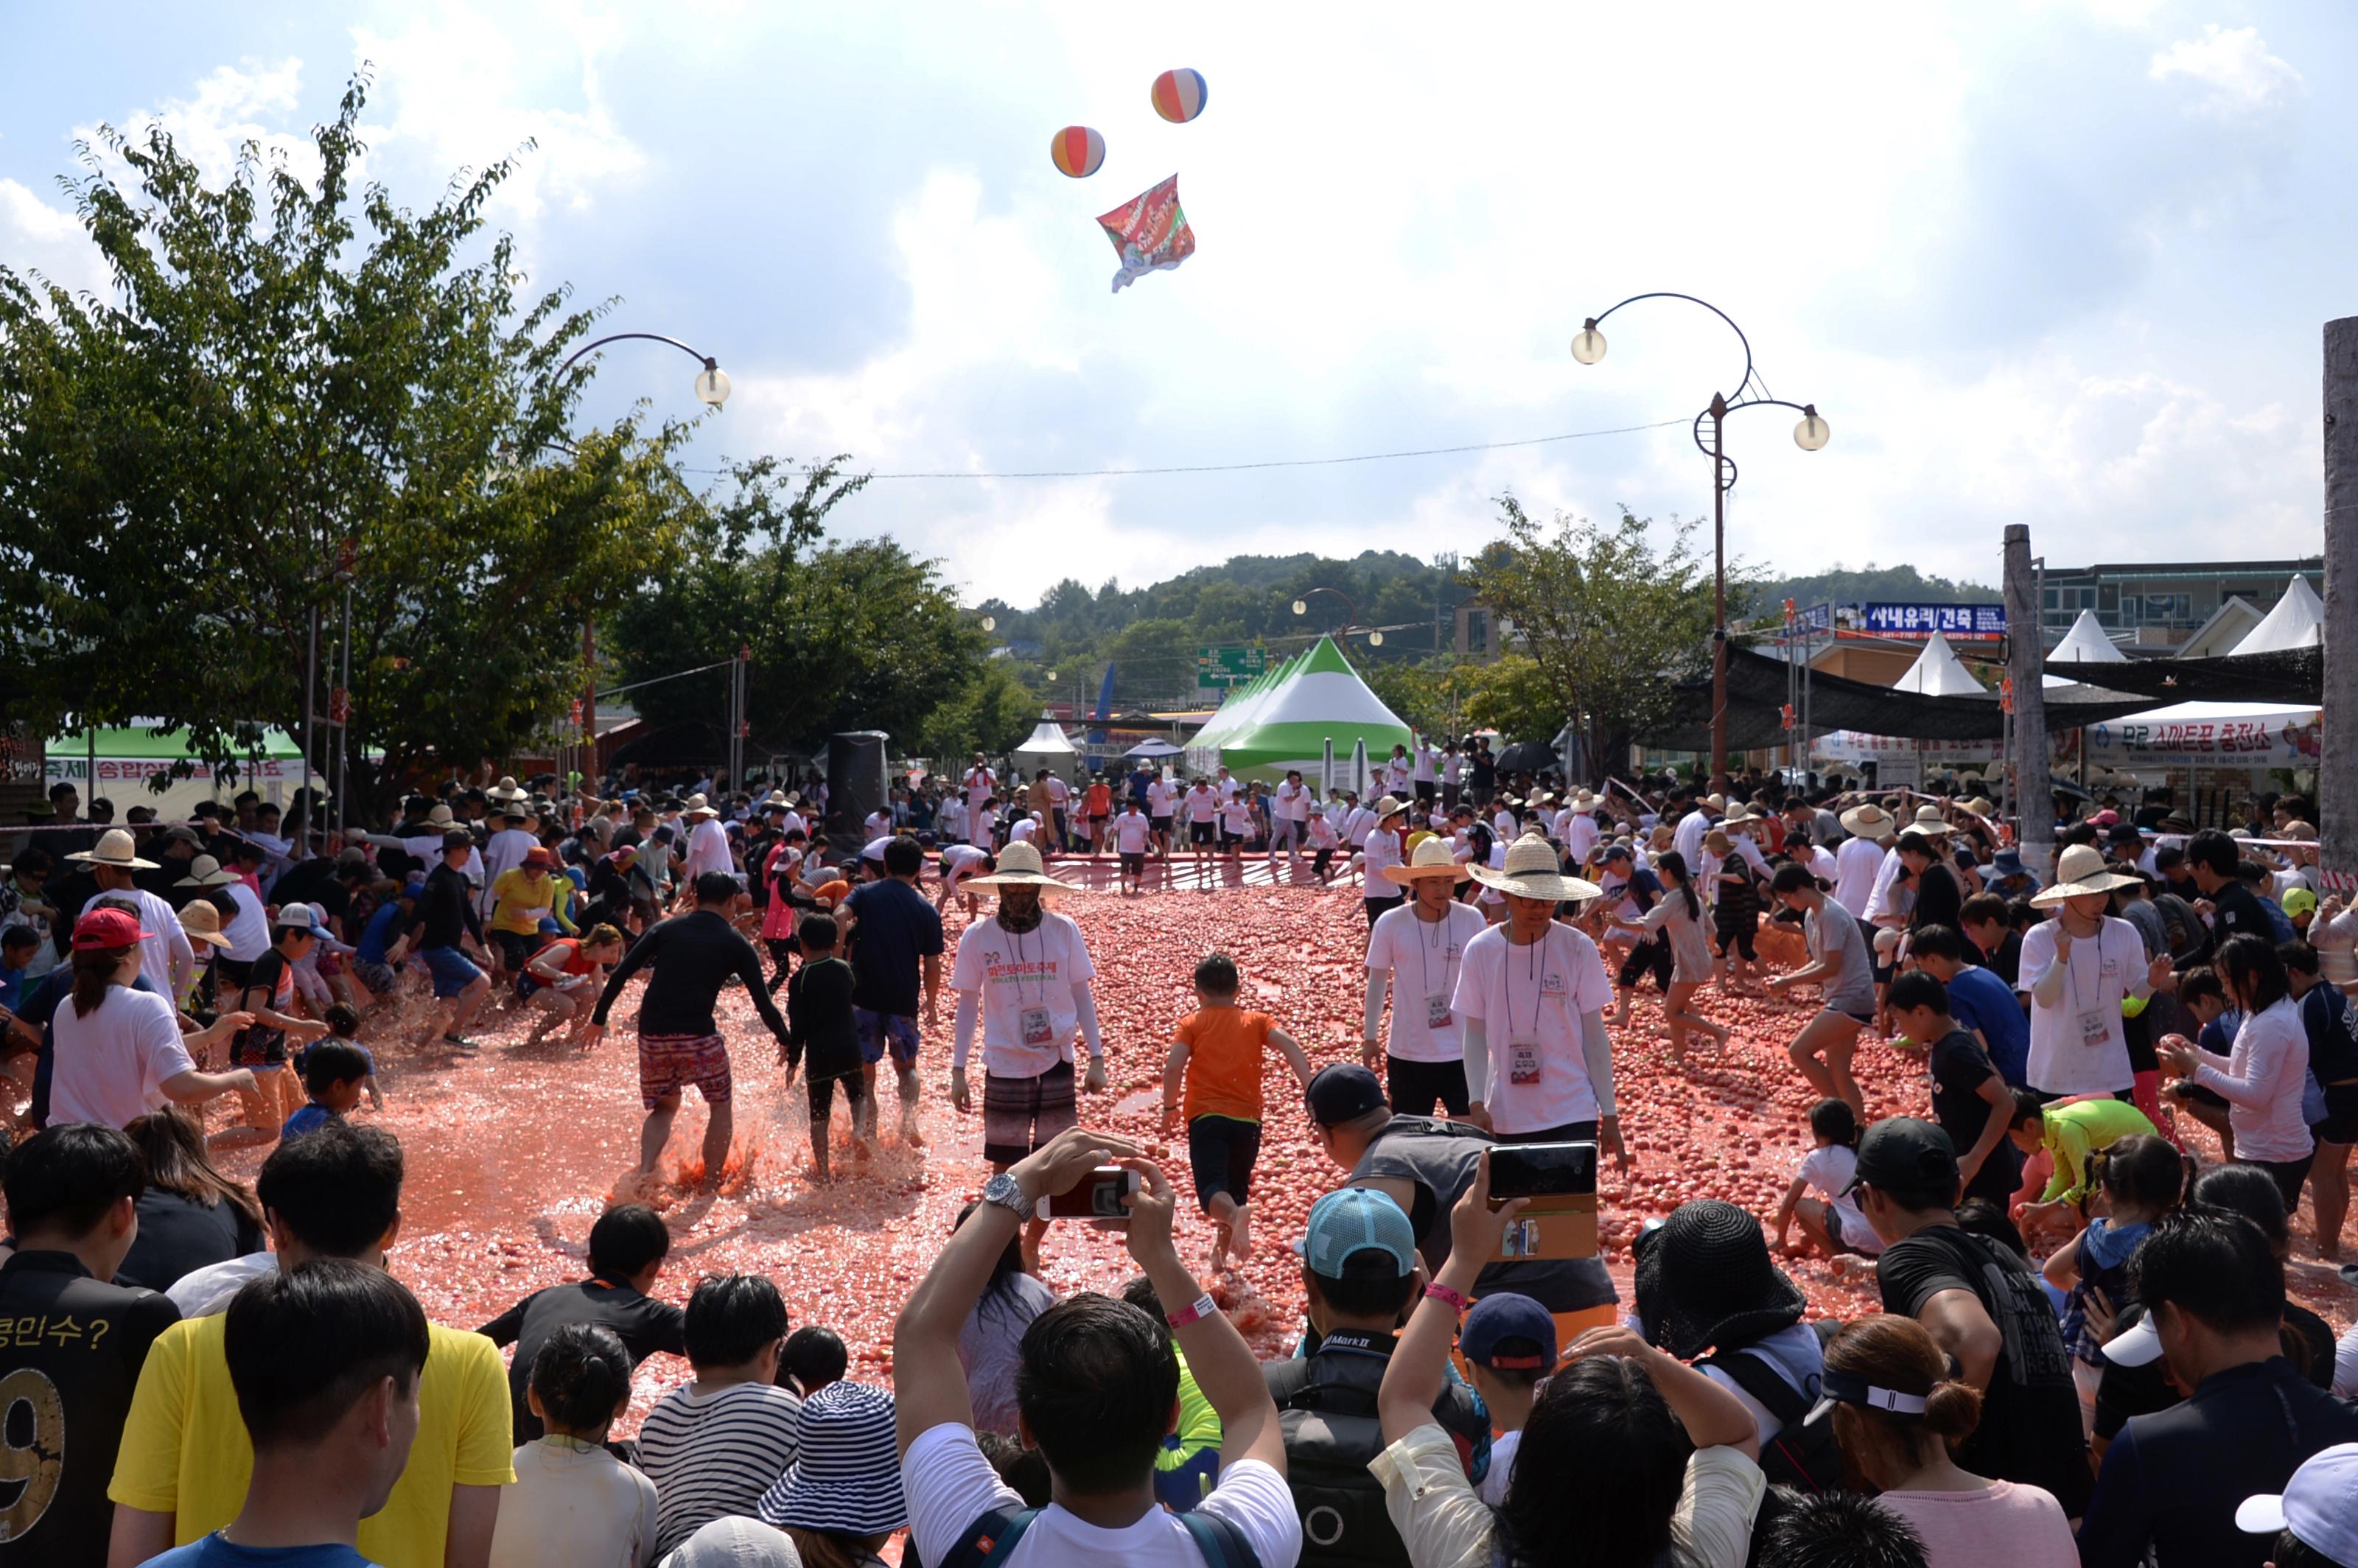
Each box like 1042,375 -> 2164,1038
676,416 -> 1687,482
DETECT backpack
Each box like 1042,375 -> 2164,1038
1263,1348 -> 1487,1568
1694,1347 -> 1843,1494
933,1504 -> 1260,1568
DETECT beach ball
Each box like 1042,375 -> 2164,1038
1049,125 -> 1105,178
1150,68 -> 1208,123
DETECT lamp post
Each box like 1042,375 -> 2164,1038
552,331 -> 730,784
1571,293 -> 1826,783
1290,587 -> 1385,648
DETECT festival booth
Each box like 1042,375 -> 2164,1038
1010,718 -> 1084,780
46,724 -> 306,820
1183,636 -> 1412,783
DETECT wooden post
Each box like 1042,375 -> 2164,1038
2004,525 -> 2053,878
2323,318 -> 2358,890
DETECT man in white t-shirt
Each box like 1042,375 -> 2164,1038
948,844 -> 1107,1266
1454,836 -> 1627,1160
1337,793 -> 1374,857
1144,774 -> 1176,856
1364,840 -> 1487,1117
893,1127 -> 1301,1568
1270,771 -> 1308,862
1831,803 -> 1896,918
479,802 -> 541,918
679,796 -> 735,886
1557,792 -> 1602,867
1039,771 -> 1071,851
1214,765 -> 1241,803
68,830 -> 194,1004
935,842 -> 993,915
1441,742 -> 1464,809
1218,791 -> 1256,858
937,793 -> 969,847
1110,799 -> 1155,896
1182,779 -> 1221,851
1411,740 -> 1440,802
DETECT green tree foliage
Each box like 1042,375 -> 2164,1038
914,659 -> 1038,764
1452,654 -> 1562,741
1743,562 -> 1999,620
1468,497 -> 1732,780
0,72 -> 696,811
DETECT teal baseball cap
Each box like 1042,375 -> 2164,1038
1295,1188 -> 1417,1278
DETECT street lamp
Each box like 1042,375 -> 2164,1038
558,331 -> 731,410
1292,587 -> 1384,647
1571,292 -> 1827,781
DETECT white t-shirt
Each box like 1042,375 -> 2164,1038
2017,916 -> 2142,1096
487,1439 -> 661,1568
1797,1144 -> 1881,1256
939,797 -> 970,842
1477,1427 -> 1520,1507
1413,745 -> 1440,784
1831,836 -> 1884,918
1387,757 -> 1412,790
1216,774 -> 1242,802
903,1424 -> 1301,1568
1861,847 -> 1909,925
1561,812 -> 1600,866
48,984 -> 196,1130
1112,812 -> 1153,854
1452,922 -> 1614,1133
1184,786 -> 1220,824
965,769 -> 997,817
1362,826 -> 1406,885
1368,902 -> 1488,1063
1043,777 -> 1071,808
80,886 -> 192,1002
864,810 -> 894,841
942,844 -> 990,888
951,912 -> 1096,1078
682,818 -> 735,883
1009,817 -> 1039,844
1307,816 -> 1340,850
1492,808 -> 1518,841
480,826 -> 539,908
1274,782 -> 1309,822
1147,780 -> 1175,817
220,881 -> 270,962
1444,752 -> 1464,785
1220,798 -> 1256,835
1340,807 -> 1374,847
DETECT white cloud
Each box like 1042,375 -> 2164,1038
2149,24 -> 2303,118
0,178 -> 108,298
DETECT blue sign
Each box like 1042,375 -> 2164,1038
1858,603 -> 2007,640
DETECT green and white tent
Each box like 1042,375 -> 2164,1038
1183,637 -> 1412,783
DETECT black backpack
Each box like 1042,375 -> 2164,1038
932,1504 -> 1259,1568
1694,1348 -> 1843,1494
1262,1358 -> 1416,1568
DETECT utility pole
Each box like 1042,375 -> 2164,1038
2003,524 -> 2052,879
2322,317 -> 2357,892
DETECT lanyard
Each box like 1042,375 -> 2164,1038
2063,921 -> 2105,1015
1503,925 -> 1549,1039
1416,905 -> 1456,995
1009,923 -> 1042,1006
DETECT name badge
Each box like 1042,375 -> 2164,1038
1426,992 -> 1453,1030
2078,1009 -> 2111,1049
1509,1038 -> 1542,1085
1021,1007 -> 1053,1047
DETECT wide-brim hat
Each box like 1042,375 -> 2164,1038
424,805 -> 456,827
2032,842 -> 2143,906
486,774 -> 529,804
759,1381 -> 906,1534
1911,804 -> 1949,830
962,840 -> 1074,895
66,827 -> 160,870
1383,837 -> 1472,886
1469,833 -> 1603,903
1839,803 -> 1897,840
1636,1198 -> 1806,1359
682,794 -> 721,819
1371,794 -> 1410,822
175,854 -> 237,888
177,900 -> 232,948
1960,797 -> 1995,819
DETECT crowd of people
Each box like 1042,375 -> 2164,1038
6,755 -> 2358,1568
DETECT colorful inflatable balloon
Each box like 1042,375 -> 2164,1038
1097,174 -> 1196,293
1049,125 -> 1105,178
1150,69 -> 1208,124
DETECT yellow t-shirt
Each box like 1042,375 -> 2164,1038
110,1315 -> 516,1568
489,869 -> 559,937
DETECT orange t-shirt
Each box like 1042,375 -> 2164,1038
1085,783 -> 1112,816
1176,1007 -> 1276,1123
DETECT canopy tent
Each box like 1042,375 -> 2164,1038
45,724 -> 307,820
2049,609 -> 2130,665
2085,699 -> 2321,771
2231,575 -> 2325,655
1184,637 -> 1412,782
1010,718 -> 1082,779
1122,738 -> 1185,760
1889,631 -> 1985,696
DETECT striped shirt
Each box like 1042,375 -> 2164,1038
637,1379 -> 803,1557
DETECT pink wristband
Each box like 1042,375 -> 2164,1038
1166,1292 -> 1220,1329
1423,1283 -> 1474,1315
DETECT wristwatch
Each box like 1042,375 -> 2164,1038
981,1172 -> 1035,1224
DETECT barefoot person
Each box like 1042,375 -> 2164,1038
1362,838 -> 1485,1118
388,828 -> 495,1051
838,836 -> 944,1149
1606,850 -> 1729,1062
584,872 -> 793,1186
1160,953 -> 1313,1273
1766,862 -> 1875,1120
518,923 -> 627,1048
947,843 -> 1108,1268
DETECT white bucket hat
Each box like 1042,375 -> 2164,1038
1469,833 -> 1603,903
173,854 -> 238,888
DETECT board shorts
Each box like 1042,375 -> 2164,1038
1189,820 -> 1217,847
638,1030 -> 732,1110
420,945 -> 484,1000
351,959 -> 398,994
1121,853 -> 1147,877
1187,1114 -> 1262,1209
1617,937 -> 1673,993
854,1007 -> 921,1068
2314,1082 -> 2358,1146
982,1058 -> 1076,1166
492,929 -> 540,971
1152,815 -> 1172,836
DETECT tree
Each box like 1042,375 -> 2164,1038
1452,654 -> 1561,742
914,659 -> 1038,764
1365,661 -> 1449,738
1468,497 -> 1738,782
0,71 -> 697,812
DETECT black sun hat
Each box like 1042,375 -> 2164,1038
1634,1198 -> 1806,1359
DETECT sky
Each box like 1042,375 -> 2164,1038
3,1 -> 2351,608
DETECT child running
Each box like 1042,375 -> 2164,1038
780,913 -> 866,1181
1772,1098 -> 1884,1260
1161,952 -> 1315,1273
1607,850 -> 1728,1060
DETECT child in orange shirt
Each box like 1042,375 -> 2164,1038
1161,951 -> 1315,1273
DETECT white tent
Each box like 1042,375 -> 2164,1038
2049,609 -> 2129,664
2230,575 -> 2324,655
1889,630 -> 1984,696
1010,718 -> 1081,779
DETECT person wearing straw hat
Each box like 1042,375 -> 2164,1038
478,792 -> 539,922
1832,802 -> 1896,919
947,843 -> 1106,1262
69,828 -> 195,1006
1360,797 -> 1413,932
677,794 -> 734,897
178,852 -> 270,993
755,1380 -> 907,1564
1454,836 -> 1623,1156
2020,844 -> 2172,1106
1364,839 -> 1487,1118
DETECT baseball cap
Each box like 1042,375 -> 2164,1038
1841,1116 -> 1959,1199
1304,1063 -> 1387,1127
275,904 -> 321,934
71,907 -> 154,950
2238,1443 -> 2358,1563
1459,1292 -> 1558,1372
1295,1189 -> 1416,1278
2284,887 -> 2319,920
2101,1309 -> 2166,1368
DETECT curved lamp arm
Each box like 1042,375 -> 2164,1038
1575,292 -> 1754,407
556,332 -> 730,408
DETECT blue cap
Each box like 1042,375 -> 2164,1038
1458,1292 -> 1558,1371
1295,1189 -> 1417,1278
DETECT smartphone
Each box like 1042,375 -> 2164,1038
1045,1166 -> 1138,1219
1488,1141 -> 1598,1201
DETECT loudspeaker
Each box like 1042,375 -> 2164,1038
827,731 -> 889,844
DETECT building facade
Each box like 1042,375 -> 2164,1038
2038,558 -> 2323,651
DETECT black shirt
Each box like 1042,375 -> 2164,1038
415,861 -> 484,952
2079,1356 -> 2358,1568
2207,878 -> 2274,947
785,956 -> 860,1078
2301,982 -> 2358,1085
115,1190 -> 264,1294
843,878 -> 944,1018
1908,862 -> 1963,934
1875,1223 -> 2091,1514
591,909 -> 787,1039
479,1276 -> 688,1443
271,856 -> 340,914
1925,1028 -> 2022,1204
2096,1302 -> 2337,1440
0,1250 -> 181,1568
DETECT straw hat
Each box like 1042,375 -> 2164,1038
424,804 -> 456,827
486,774 -> 528,805
1571,789 -> 1598,809
1962,797 -> 1995,819
1718,807 -> 1759,829
961,840 -> 1073,895
1911,804 -> 1949,830
1703,793 -> 1727,813
177,900 -> 232,949
1469,833 -> 1603,903
682,794 -> 721,820
1838,802 -> 1897,841
66,828 -> 159,871
1382,837 -> 1473,887
1371,794 -> 1410,822
2031,843 -> 2142,906
174,854 -> 238,889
